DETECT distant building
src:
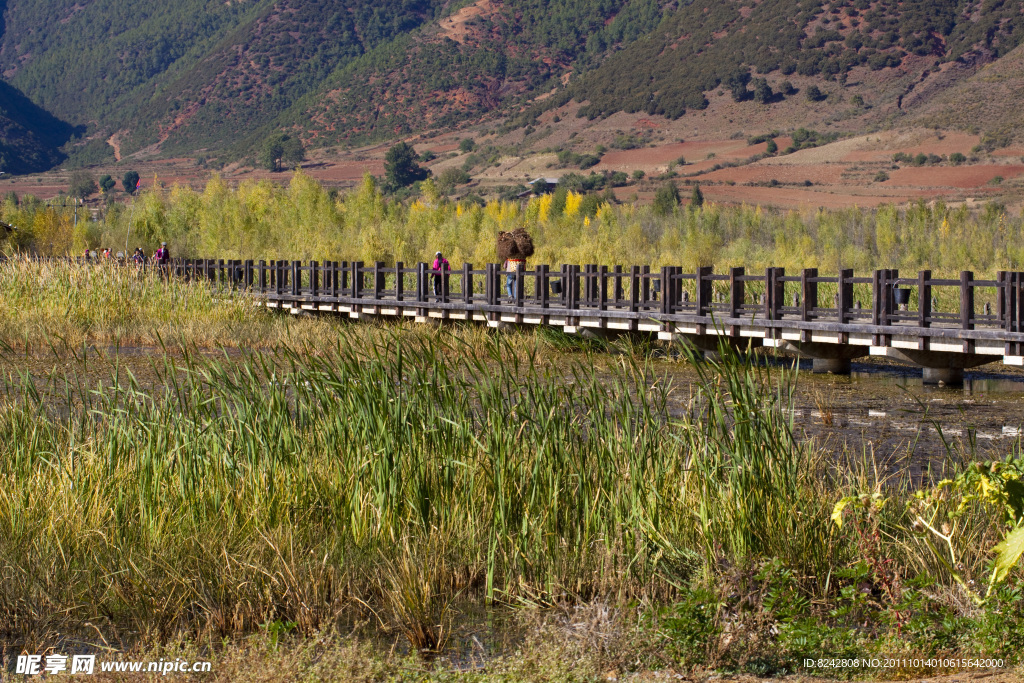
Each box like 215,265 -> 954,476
518,177 -> 560,198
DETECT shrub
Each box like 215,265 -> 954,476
653,182 -> 681,215
806,85 -> 826,102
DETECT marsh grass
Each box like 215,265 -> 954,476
0,321 -> 1020,661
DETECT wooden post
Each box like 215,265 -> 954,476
766,267 -> 784,320
291,260 -> 300,296
310,260 -> 320,297
244,260 -> 253,289
918,270 -> 931,328
871,269 -> 883,326
515,268 -> 524,308
374,260 -> 385,301
416,262 -> 426,303
801,268 -> 817,321
598,265 -> 608,311
642,265 -> 651,304
568,265 -> 580,311
463,262 -> 472,305
629,266 -> 640,313
374,261 -> 384,300
729,267 -> 744,318
613,265 -> 623,305
486,263 -> 497,306
838,269 -> 853,324
660,266 -> 671,316
395,262 -> 404,301
352,261 -> 363,299
885,269 -> 898,325
539,264 -> 550,309
696,265 -> 713,317
961,270 -> 974,330
258,260 -> 267,292
997,271 -> 1007,324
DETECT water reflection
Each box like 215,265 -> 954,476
848,369 -> 1024,395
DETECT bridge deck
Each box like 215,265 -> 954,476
171,258 -> 1024,374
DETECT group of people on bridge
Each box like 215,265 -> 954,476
430,251 -> 526,298
83,242 -> 171,268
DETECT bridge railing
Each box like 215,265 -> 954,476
159,258 -> 1024,335
9,254 -> 1024,345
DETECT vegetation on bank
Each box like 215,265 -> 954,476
0,319 -> 1022,672
4,171 -> 1024,278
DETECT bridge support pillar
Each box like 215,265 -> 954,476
870,347 -> 993,385
581,327 -> 618,342
774,341 -> 866,375
922,367 -> 964,385
811,357 -> 851,374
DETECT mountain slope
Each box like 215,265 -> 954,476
570,0 -> 1024,120
275,0 -> 671,146
2,0 -> 1024,170
0,0 -> 268,126
0,78 -> 74,173
122,0 -> 448,156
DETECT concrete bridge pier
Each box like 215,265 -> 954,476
677,334 -> 757,362
873,348 -> 992,385
774,341 -> 868,375
812,357 -> 853,374
922,367 -> 964,385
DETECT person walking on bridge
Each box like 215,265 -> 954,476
432,251 -> 450,297
503,255 -> 525,299
153,242 -> 170,278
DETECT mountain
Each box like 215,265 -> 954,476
0,78 -> 75,173
570,0 -> 1024,121
1,0 -> 1023,169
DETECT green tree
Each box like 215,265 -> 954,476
68,170 -> 98,200
98,174 -> 116,194
384,142 -> 429,190
122,170 -> 140,195
436,167 -> 470,195
806,85 -> 826,102
766,139 -> 778,154
690,183 -> 705,208
727,70 -> 752,102
260,135 -> 285,171
281,136 -> 305,168
259,133 -> 304,172
653,182 -> 680,215
752,78 -> 774,104
458,138 -> 476,153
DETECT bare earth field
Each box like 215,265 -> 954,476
5,126 -> 1022,214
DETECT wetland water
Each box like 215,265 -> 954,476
3,345 -> 1022,484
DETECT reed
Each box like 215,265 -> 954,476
0,322 -> 1019,657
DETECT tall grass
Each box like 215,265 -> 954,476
4,172 -> 1024,276
0,326 -> 1016,650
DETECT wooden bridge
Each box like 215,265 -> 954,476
171,258 -> 1024,384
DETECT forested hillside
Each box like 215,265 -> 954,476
0,79 -> 74,174
570,0 -> 1024,120
124,0 -> 449,156
0,0 -> 264,123
280,0 -> 671,146
1,0 -> 1024,170
290,0 -> 672,144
